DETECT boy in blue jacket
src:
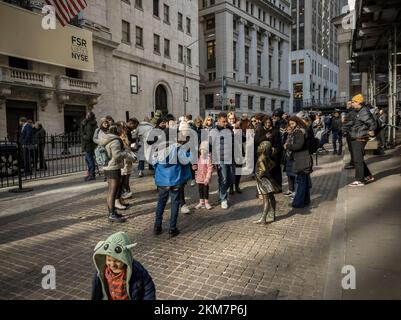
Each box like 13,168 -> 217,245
152,136 -> 192,238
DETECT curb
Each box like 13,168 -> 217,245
323,146 -> 351,299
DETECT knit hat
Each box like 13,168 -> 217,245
93,232 -> 137,300
351,94 -> 364,104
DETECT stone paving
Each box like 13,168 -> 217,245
0,154 -> 343,300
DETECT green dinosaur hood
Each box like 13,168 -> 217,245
93,232 -> 137,300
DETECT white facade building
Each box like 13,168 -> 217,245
290,0 -> 340,113
199,0 -> 292,117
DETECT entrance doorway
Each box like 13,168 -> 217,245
155,84 -> 168,115
64,105 -> 86,134
6,100 -> 37,140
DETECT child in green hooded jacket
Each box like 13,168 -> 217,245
91,232 -> 156,300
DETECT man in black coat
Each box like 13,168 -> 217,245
342,101 -> 357,169
81,111 -> 98,181
331,110 -> 343,155
348,95 -> 376,187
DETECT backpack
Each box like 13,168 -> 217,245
373,117 -> 385,136
94,139 -> 119,166
304,127 -> 320,154
308,136 -> 320,154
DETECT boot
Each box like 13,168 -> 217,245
235,183 -> 242,194
253,195 -> 270,225
108,210 -> 126,223
229,185 -> 234,195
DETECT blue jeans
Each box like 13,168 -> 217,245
217,163 -> 233,201
292,174 -> 311,208
85,151 -> 95,177
138,160 -> 145,171
155,186 -> 180,230
332,131 -> 343,153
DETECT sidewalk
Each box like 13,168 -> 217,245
324,143 -> 401,299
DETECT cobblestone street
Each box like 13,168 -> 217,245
0,154 -> 343,300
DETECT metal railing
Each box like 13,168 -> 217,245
0,132 -> 87,188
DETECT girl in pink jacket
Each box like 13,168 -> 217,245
192,141 -> 214,210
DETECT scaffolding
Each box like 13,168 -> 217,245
351,0 -> 401,147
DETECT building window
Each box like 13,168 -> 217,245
186,48 -> 192,65
136,26 -> 143,47
122,20 -> 130,44
271,99 -> 276,111
299,59 -> 304,74
210,0 -> 215,4
207,40 -> 216,69
246,1 -> 249,12
163,4 -> 169,23
153,34 -> 160,54
263,11 -> 266,22
208,72 -> 216,81
251,4 -> 254,15
164,39 -> 170,57
257,51 -> 262,77
281,100 -> 284,110
248,96 -> 253,110
245,25 -> 249,37
292,60 -> 297,74
178,12 -> 183,31
205,94 -> 214,109
135,0 -> 142,9
258,8 -> 261,20
206,17 -> 215,30
235,94 -> 241,109
178,45 -> 184,63
260,97 -> 265,111
153,0 -> 159,17
245,46 -> 249,73
186,17 -> 191,34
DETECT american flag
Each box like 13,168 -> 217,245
45,0 -> 88,27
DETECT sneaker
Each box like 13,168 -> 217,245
365,176 -> 375,183
190,180 -> 196,187
195,203 -> 205,210
108,213 -> 126,223
284,191 -> 293,197
221,200 -> 228,209
344,164 -> 355,170
348,181 -> 365,187
205,203 -> 212,210
121,192 -> 133,199
138,170 -> 144,177
180,204 -> 190,214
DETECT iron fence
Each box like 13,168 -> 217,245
0,132 -> 88,188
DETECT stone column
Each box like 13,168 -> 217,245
237,18 -> 246,82
261,31 -> 270,87
272,36 -> 279,89
216,11 -> 233,81
281,40 -> 289,91
250,25 -> 258,85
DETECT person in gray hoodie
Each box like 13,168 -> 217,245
99,124 -> 136,223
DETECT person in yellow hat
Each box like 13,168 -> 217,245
348,94 -> 377,187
